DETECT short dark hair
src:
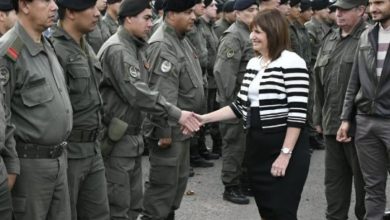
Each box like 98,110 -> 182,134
12,0 -> 33,13
250,9 -> 290,61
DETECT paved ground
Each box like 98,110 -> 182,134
141,148 -> 390,220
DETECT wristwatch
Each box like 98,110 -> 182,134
280,147 -> 292,155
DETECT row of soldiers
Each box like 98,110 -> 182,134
0,0 -> 385,220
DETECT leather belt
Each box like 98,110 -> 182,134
68,129 -> 99,143
16,142 -> 67,159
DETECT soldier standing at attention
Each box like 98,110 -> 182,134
314,0 -> 368,219
50,0 -> 110,219
214,0 -> 236,39
98,0 -> 201,219
86,0 -> 110,53
0,1 -> 17,37
103,0 -> 121,36
0,0 -> 73,219
0,4 -> 19,217
213,0 -> 258,205
141,0 -> 205,219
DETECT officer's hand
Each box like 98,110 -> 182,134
7,174 -> 16,190
178,111 -> 201,133
315,125 -> 323,134
158,138 -> 172,149
336,121 -> 351,143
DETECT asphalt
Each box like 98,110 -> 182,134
141,148 -> 390,220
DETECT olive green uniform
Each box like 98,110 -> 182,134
213,20 -> 253,187
0,81 -> 19,220
86,16 -> 111,54
142,22 -> 204,219
50,25 -> 110,220
98,26 -> 182,220
314,20 -> 367,220
102,14 -> 118,36
151,16 -> 163,35
0,22 -> 72,220
214,18 -> 231,39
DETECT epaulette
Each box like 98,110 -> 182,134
5,36 -> 24,62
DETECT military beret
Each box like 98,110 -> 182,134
217,1 -> 224,13
290,0 -> 300,7
107,0 -> 121,4
119,0 -> 151,17
154,0 -> 165,11
311,0 -> 330,10
330,0 -> 367,10
164,0 -> 196,12
280,0 -> 289,4
204,0 -> 212,7
233,0 -> 259,11
300,0 -> 311,12
223,0 -> 235,12
56,0 -> 97,11
0,0 -> 13,11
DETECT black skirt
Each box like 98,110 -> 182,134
245,108 -> 311,220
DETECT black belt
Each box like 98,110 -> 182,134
16,142 -> 67,159
68,129 -> 99,143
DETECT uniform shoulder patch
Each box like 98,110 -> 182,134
0,65 -> 10,86
129,66 -> 140,79
5,36 -> 24,62
160,60 -> 172,73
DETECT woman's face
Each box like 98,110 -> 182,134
250,25 -> 268,55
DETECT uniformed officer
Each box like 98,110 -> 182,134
103,0 -> 121,36
299,0 -> 313,25
86,0 -> 111,53
0,45 -> 19,219
50,0 -> 110,219
314,0 -> 367,219
97,0 -> 201,219
214,0 -> 236,39
0,0 -> 17,37
199,0 -> 223,156
0,0 -> 73,219
142,0 -> 205,218
186,0 -> 216,168
213,0 -> 258,205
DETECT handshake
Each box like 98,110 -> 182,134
178,110 -> 205,135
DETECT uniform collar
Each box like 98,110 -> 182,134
51,24 -> 89,52
235,20 -> 250,32
163,22 -> 186,40
337,18 -> 366,40
14,21 -> 45,56
117,26 -> 147,50
103,13 -> 117,26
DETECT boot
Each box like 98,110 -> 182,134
223,186 -> 250,205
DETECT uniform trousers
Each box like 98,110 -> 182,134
143,139 -> 190,220
105,156 -> 143,220
67,149 -> 109,220
324,135 -> 365,220
219,120 -> 246,187
355,115 -> 390,220
0,175 -> 12,220
12,153 -> 71,220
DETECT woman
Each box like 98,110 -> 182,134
197,9 -> 311,219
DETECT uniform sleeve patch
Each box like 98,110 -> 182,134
160,60 -> 172,73
129,66 -> 140,79
226,48 -> 235,58
0,65 -> 10,86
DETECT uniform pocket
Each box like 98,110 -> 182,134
21,78 -> 54,107
67,55 -> 91,96
149,156 -> 177,185
105,166 -> 129,208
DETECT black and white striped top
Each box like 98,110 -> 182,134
230,50 -> 309,132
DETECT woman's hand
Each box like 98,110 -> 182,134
271,154 -> 291,177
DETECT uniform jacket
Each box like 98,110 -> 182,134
341,23 -> 390,120
305,17 -> 331,70
86,16 -> 111,54
314,20 -> 367,135
102,14 -> 118,36
146,22 -> 205,141
199,17 -> 218,89
214,18 -> 231,40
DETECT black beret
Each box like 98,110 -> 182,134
217,1 -> 224,13
119,0 -> 151,17
107,0 -> 121,4
290,0 -> 300,7
300,0 -> 311,12
223,0 -> 235,12
0,0 -> 13,11
233,0 -> 259,10
56,0 -> 97,11
280,0 -> 289,4
204,0 -> 212,7
195,0 -> 203,3
164,0 -> 196,12
311,0 -> 330,10
154,0 -> 165,11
